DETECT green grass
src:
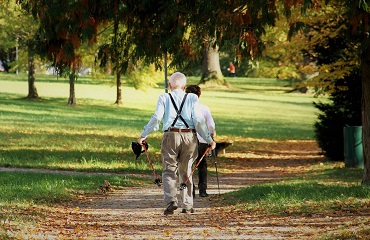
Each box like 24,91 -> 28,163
222,161 -> 370,212
3,73 -> 353,238
0,74 -> 318,174
0,74 -> 318,188
1,75 -> 318,139
220,162 -> 370,239
0,171 -> 145,204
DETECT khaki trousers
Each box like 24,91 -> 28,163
161,131 -> 198,210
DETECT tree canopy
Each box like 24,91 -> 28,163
15,0 -> 370,183
16,0 -> 287,71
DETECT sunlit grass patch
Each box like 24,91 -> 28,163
220,163 -> 370,216
0,171 -> 146,204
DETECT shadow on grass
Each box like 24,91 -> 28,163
0,147 -> 162,175
0,95 -> 150,128
0,126 -> 163,175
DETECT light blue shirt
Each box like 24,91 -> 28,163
140,89 -> 213,144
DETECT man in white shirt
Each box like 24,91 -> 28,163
137,72 -> 216,215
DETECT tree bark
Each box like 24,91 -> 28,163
362,36 -> 370,184
68,71 -> 77,105
199,39 -> 227,86
113,7 -> 122,105
115,71 -> 122,105
26,48 -> 39,99
106,59 -> 112,75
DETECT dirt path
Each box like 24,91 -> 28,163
5,141 -> 368,239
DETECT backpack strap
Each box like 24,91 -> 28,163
168,93 -> 190,128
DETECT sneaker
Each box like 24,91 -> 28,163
199,191 -> 209,197
181,208 -> 194,213
164,201 -> 178,215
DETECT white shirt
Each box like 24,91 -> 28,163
140,89 -> 213,144
197,103 -> 215,143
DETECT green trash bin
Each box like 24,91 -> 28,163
343,126 -> 364,168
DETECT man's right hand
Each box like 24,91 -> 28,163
137,136 -> 146,145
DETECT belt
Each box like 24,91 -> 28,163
165,128 -> 196,133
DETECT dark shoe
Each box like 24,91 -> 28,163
199,191 -> 209,197
181,208 -> 194,213
164,201 -> 178,215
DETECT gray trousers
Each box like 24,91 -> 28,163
161,131 -> 198,210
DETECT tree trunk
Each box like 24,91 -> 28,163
362,36 -> 370,184
68,71 -> 77,105
106,60 -> 112,75
26,48 -> 39,99
199,39 -> 227,86
113,7 -> 122,105
115,71 -> 122,105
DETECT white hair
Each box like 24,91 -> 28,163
169,72 -> 186,88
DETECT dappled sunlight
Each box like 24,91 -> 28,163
228,151 -> 323,160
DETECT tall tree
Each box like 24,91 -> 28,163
184,1 -> 278,84
97,21 -> 123,105
1,1 -> 39,98
286,0 -> 370,184
200,37 -> 224,84
18,0 -> 102,105
361,24 -> 370,184
288,4 -> 362,161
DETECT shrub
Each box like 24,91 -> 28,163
314,70 -> 362,161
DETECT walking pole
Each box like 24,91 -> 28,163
179,147 -> 212,190
142,144 -> 162,187
212,149 -> 221,196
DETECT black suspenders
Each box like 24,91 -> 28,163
168,93 -> 190,128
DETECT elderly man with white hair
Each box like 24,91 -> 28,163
138,72 -> 216,215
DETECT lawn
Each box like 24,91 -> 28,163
0,74 -> 319,172
5,73 -> 368,239
0,72 -> 319,193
